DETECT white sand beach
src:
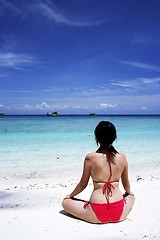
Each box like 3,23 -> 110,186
1,165 -> 160,240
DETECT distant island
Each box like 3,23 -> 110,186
89,113 -> 97,116
46,112 -> 98,116
0,113 -> 5,116
46,112 -> 59,116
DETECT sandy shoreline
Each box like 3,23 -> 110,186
1,165 -> 160,240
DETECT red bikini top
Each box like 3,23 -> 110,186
93,160 -> 119,203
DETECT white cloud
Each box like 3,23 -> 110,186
24,102 -> 50,110
38,101 -> 50,109
2,92 -> 160,114
72,105 -> 81,109
140,106 -> 148,110
23,102 -> 70,111
110,82 -> 131,87
141,77 -> 160,84
0,104 -> 10,110
0,0 -> 104,27
0,52 -> 37,70
30,0 -> 104,27
110,77 -> 160,94
118,60 -> 160,72
0,104 -> 5,107
99,103 -> 117,109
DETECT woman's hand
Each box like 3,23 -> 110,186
123,191 -> 134,198
64,194 -> 71,199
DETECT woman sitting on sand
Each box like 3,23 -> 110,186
62,121 -> 135,224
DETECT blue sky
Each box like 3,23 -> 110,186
0,0 -> 160,114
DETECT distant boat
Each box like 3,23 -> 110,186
46,111 -> 59,116
89,113 -> 97,116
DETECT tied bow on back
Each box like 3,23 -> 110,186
102,181 -> 115,204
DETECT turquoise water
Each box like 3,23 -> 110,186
0,115 -> 160,176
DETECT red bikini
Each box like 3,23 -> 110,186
83,161 -> 125,223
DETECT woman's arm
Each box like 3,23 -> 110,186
65,155 -> 91,199
121,155 -> 131,194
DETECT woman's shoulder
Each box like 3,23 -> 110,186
85,152 -> 98,161
116,152 -> 128,164
117,152 -> 126,158
85,151 -> 98,160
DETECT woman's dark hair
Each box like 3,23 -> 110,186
94,121 -> 118,163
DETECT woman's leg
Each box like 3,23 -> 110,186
120,194 -> 135,221
62,198 -> 101,223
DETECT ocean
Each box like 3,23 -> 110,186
0,115 -> 160,177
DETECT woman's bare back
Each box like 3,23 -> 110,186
87,151 -> 128,203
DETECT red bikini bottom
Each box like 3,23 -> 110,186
84,198 -> 125,224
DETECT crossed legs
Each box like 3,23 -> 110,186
62,194 -> 135,224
